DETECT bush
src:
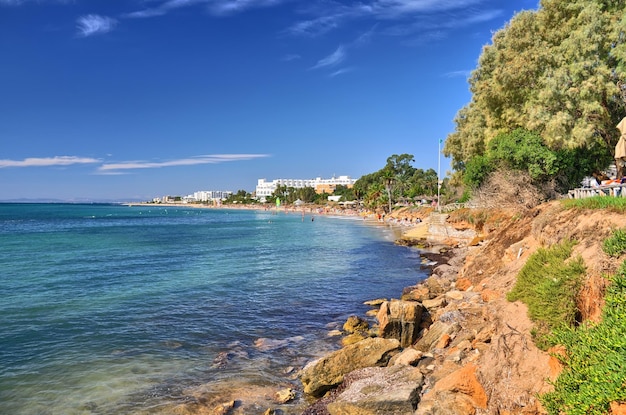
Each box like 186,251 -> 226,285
602,229 -> 626,257
507,240 -> 585,349
541,263 -> 626,415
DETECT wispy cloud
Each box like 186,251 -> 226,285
98,154 -> 270,172
0,156 -> 101,168
311,45 -> 346,70
125,0 -> 286,19
76,14 -> 118,37
443,69 -> 472,78
329,67 -> 353,78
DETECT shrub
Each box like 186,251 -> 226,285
541,263 -> 626,415
507,240 -> 585,349
602,228 -> 626,257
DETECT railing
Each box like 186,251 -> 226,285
568,184 -> 626,199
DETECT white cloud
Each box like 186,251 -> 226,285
329,67 -> 353,77
76,14 -> 118,37
311,45 -> 346,70
98,154 -> 270,172
0,156 -> 101,168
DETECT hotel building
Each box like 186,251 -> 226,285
255,175 -> 357,202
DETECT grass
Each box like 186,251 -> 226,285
602,228 -> 626,257
541,263 -> 626,414
507,240 -> 585,350
562,196 -> 626,213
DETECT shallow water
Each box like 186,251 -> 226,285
0,204 -> 426,414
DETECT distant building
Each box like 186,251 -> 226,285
255,175 -> 357,202
184,190 -> 232,203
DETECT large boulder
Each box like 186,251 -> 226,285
377,300 -> 424,347
326,365 -> 424,415
300,337 -> 401,397
414,321 -> 460,352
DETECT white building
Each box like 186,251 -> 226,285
183,190 -> 232,203
255,175 -> 357,202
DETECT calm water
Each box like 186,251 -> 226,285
0,203 -> 426,414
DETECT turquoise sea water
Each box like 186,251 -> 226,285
0,203 -> 426,414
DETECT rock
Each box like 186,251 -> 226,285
274,388 -> 296,404
422,297 -> 446,310
343,315 -> 369,333
341,332 -> 367,346
455,277 -> 473,291
363,298 -> 387,306
424,363 -> 487,409
435,333 -> 451,349
415,391 -> 477,415
299,337 -> 401,397
211,400 -> 237,415
377,300 -> 424,347
445,290 -> 464,301
414,321 -> 459,352
401,285 -> 431,301
326,366 -> 423,415
390,347 -> 423,366
328,329 -> 343,337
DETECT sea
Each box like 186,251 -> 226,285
0,203 -> 427,415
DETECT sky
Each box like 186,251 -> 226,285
0,0 -> 538,202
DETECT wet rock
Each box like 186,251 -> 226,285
274,388 -> 296,404
363,298 -> 387,307
299,337 -> 401,398
326,365 -> 424,415
377,300 -> 424,347
343,315 -> 369,333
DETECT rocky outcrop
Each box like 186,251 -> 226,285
299,337 -> 401,397
377,300 -> 424,347
326,365 -> 423,415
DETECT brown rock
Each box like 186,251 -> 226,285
428,363 -> 487,409
377,300 -> 424,347
300,337 -> 401,397
436,334 -> 451,349
274,388 -> 296,404
390,347 -> 423,366
414,321 -> 459,352
401,285 -> 431,301
343,315 -> 369,333
456,277 -> 473,291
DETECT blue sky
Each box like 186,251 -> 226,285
1,0 -> 537,202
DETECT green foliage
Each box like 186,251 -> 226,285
602,229 -> 626,257
353,154 -> 443,212
463,155 -> 494,188
541,263 -> 626,415
507,240 -> 585,348
562,196 -> 626,213
444,0 -> 626,186
224,189 -> 257,204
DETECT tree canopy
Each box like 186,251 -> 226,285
444,0 -> 626,180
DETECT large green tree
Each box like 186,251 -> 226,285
445,0 -> 626,176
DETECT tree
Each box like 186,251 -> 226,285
444,0 -> 626,179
